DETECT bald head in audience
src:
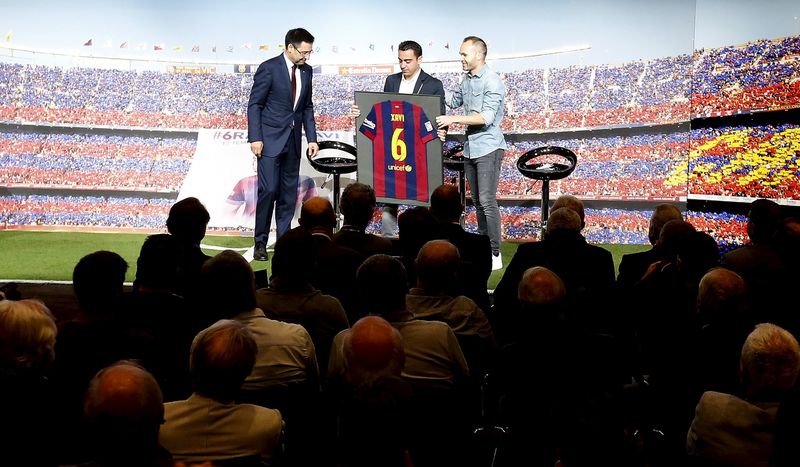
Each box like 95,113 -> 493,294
415,239 -> 460,293
517,266 -> 567,308
511,266 -> 569,333
697,267 -> 748,324
83,361 -> 165,460
190,319 -> 257,403
344,316 -> 404,385
299,196 -> 337,234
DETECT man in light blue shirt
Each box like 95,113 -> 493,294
436,36 -> 506,270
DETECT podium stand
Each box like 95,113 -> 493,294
307,140 -> 358,231
442,143 -> 467,226
516,146 -> 577,232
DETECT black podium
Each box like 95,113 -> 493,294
516,146 -> 578,232
442,143 -> 467,226
307,140 -> 358,231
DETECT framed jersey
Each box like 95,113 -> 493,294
354,91 -> 443,206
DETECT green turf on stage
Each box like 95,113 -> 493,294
0,231 -> 649,288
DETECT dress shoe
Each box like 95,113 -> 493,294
254,242 -> 269,261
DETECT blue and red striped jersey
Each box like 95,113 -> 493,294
359,100 -> 436,202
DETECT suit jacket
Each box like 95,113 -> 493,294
160,393 -> 283,463
440,222 -> 492,312
617,247 -> 660,290
308,233 -> 363,322
687,391 -> 779,467
383,69 -> 446,114
332,228 -> 393,259
492,230 -> 615,332
247,53 -> 317,157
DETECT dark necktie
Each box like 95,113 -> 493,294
291,65 -> 297,107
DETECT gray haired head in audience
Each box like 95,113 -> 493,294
740,323 -> 800,401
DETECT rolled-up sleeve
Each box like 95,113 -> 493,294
479,78 -> 504,126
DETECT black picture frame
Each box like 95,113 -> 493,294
354,91 -> 443,206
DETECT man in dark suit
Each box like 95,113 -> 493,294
429,183 -> 492,312
378,40 -> 446,237
247,27 -> 319,261
492,204 -> 615,332
298,197 -> 363,322
617,203 -> 682,290
333,182 -> 394,259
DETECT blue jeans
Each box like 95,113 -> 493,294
380,204 -> 398,237
464,149 -> 503,255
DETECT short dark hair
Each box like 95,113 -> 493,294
463,36 -> 487,56
200,250 -> 256,317
398,40 -> 422,57
166,197 -> 210,244
747,198 -> 782,243
357,255 -> 408,314
73,251 -> 128,316
285,28 -> 314,49
430,184 -> 462,222
340,183 -> 376,229
271,227 -> 316,285
135,234 -> 182,290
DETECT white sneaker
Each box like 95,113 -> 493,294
492,253 -> 503,271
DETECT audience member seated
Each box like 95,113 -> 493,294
495,266 -> 630,467
632,230 -> 720,463
200,250 -> 318,390
690,268 -> 751,399
199,250 -> 319,466
256,226 -> 349,379
122,233 -> 196,401
429,184 -> 492,312
617,203 -> 683,290
160,320 -> 283,466
397,206 -> 443,288
406,239 -> 497,377
328,255 -> 470,467
0,299 -> 58,467
333,183 -> 393,259
81,361 -> 173,467
52,251 -> 140,464
166,197 -> 212,309
687,323 -> 800,467
493,201 -> 615,337
298,197 -> 363,322
720,199 -> 786,329
328,316 -> 413,467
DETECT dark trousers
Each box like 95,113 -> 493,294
255,132 -> 300,244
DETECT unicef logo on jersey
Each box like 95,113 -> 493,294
387,163 -> 412,173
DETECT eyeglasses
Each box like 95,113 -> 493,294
292,44 -> 313,57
